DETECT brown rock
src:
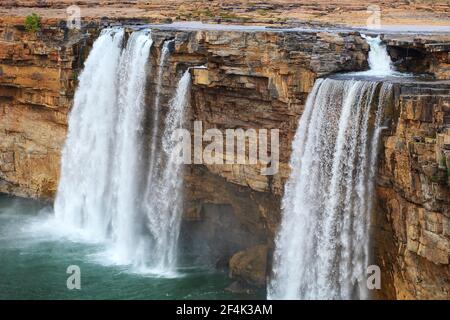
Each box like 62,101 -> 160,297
229,245 -> 268,287
376,84 -> 450,300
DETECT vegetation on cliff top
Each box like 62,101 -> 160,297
24,13 -> 41,33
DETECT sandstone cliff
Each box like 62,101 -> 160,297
375,82 -> 450,299
0,17 -> 89,198
0,18 -> 448,299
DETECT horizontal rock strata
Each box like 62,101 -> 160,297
0,18 -> 448,299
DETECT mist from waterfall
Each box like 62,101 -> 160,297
268,35 -> 395,299
54,28 -> 190,275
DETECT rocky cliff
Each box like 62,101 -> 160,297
375,82 -> 450,299
0,17 -> 87,198
0,18 -> 449,299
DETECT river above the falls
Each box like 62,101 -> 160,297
0,194 -> 263,300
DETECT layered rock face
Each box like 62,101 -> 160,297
144,28 -> 369,273
0,18 -> 93,198
387,37 -> 450,80
0,19 -> 449,299
375,82 -> 450,299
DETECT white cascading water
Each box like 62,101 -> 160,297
147,39 -> 174,181
359,35 -> 395,76
142,70 -> 192,273
54,28 -> 125,236
54,28 -> 190,274
108,30 -> 153,265
269,35 -> 395,299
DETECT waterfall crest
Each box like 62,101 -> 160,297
54,28 -> 190,275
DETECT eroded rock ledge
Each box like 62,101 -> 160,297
0,19 -> 448,299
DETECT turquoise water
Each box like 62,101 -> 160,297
0,194 -> 263,300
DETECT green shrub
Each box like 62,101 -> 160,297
25,13 -> 41,33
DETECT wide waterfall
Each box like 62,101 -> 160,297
54,28 -> 190,275
269,35 -> 396,299
54,28 -> 126,235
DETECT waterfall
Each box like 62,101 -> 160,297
269,34 -> 396,299
142,70 -> 191,273
268,78 -> 393,300
108,30 -> 153,264
344,34 -> 402,78
363,35 -> 393,75
55,28 -> 153,248
54,28 -> 190,274
54,28 -> 125,236
148,39 -> 174,181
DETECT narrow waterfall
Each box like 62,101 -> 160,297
142,70 -> 191,273
269,35 -> 396,300
363,35 -> 393,74
358,35 -> 396,76
148,39 -> 174,180
54,28 -> 190,274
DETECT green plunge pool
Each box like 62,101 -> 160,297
0,194 -> 263,300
